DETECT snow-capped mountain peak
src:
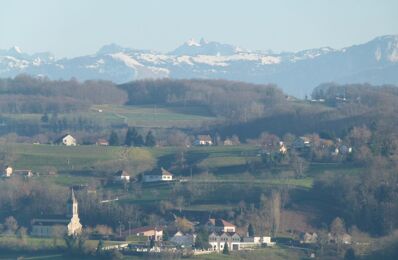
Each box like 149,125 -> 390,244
0,34 -> 398,97
96,43 -> 131,55
186,38 -> 200,47
11,46 -> 23,54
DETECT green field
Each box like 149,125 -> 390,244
6,143 -> 155,173
3,104 -> 219,128
4,143 -> 340,191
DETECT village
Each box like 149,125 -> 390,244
0,131 -> 355,259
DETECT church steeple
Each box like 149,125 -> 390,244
66,188 -> 78,218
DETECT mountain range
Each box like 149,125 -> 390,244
1,35 -> 398,97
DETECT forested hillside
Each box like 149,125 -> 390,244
0,74 -> 127,113
119,79 -> 287,121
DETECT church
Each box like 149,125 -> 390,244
31,189 -> 83,237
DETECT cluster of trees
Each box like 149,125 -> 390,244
0,75 -> 127,113
312,156 -> 398,236
108,128 -> 156,147
119,79 -> 287,121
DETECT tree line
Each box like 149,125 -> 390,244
0,75 -> 127,113
119,79 -> 287,122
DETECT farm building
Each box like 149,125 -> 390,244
55,134 -> 77,146
143,167 -> 173,183
3,165 -> 13,177
193,135 -> 213,146
114,170 -> 131,182
125,226 -> 163,241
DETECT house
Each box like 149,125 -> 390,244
292,137 -> 311,149
242,236 -> 274,246
279,141 -> 288,154
206,218 -> 236,233
15,169 -> 33,177
3,165 -> 13,177
339,145 -> 352,155
209,232 -> 274,252
170,231 -> 196,247
143,167 -> 173,183
55,134 -> 77,146
328,232 -> 352,245
300,232 -> 318,244
96,139 -> 109,146
193,135 -> 213,146
209,232 -> 242,251
223,138 -> 234,146
114,170 -> 130,182
31,189 -> 82,237
127,226 -> 163,241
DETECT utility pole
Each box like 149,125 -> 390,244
128,221 -> 132,236
119,221 -> 122,237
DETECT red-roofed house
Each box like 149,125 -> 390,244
206,218 -> 236,233
126,226 -> 163,241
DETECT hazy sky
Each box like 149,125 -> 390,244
1,0 -> 397,58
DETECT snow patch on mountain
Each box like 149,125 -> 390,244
110,52 -> 169,79
186,38 -> 200,47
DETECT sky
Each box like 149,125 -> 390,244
1,0 -> 398,58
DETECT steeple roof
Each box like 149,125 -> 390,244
68,188 -> 77,204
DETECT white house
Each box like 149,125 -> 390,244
143,167 -> 173,183
170,231 -> 196,247
56,134 -> 77,146
206,218 -> 236,233
3,165 -> 13,177
193,135 -> 213,146
209,232 -> 242,251
114,170 -> 130,182
279,141 -> 288,154
209,232 -> 274,252
300,232 -> 318,244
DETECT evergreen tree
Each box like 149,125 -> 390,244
41,113 -> 49,123
194,228 -> 210,249
149,238 -> 155,248
222,242 -> 229,254
109,131 -> 119,146
134,134 -> 144,147
125,127 -> 143,146
248,223 -> 255,237
125,127 -> 136,146
145,131 -> 156,147
96,239 -> 104,255
162,230 -> 169,241
344,248 -> 356,260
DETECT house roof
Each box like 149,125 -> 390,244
145,167 -> 172,176
31,219 -> 70,226
97,138 -> 109,144
208,218 -> 236,228
197,135 -> 212,141
209,231 -> 240,237
67,188 -> 77,204
129,226 -> 163,234
299,136 -> 311,143
55,134 -> 75,143
114,170 -> 130,177
31,214 -> 70,226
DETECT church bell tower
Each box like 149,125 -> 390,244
66,188 -> 78,218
